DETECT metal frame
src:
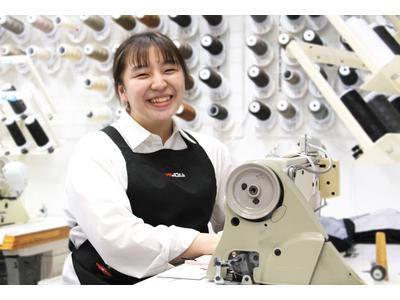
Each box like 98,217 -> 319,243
285,16 -> 400,163
0,55 -> 59,155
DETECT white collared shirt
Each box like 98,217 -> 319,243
62,110 -> 232,284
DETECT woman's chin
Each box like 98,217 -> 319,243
149,110 -> 177,122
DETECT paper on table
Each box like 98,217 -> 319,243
183,255 -> 212,271
156,264 -> 207,280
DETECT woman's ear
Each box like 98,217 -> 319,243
118,84 -> 127,102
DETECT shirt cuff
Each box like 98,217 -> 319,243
166,226 -> 199,261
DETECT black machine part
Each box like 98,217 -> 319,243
370,263 -> 386,281
214,251 -> 260,284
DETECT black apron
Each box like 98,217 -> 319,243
70,126 -> 217,284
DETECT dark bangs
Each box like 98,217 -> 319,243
127,37 -> 180,68
113,32 -> 189,95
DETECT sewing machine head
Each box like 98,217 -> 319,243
207,136 -> 363,285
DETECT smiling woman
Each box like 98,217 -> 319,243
62,31 -> 233,285
112,32 -> 190,143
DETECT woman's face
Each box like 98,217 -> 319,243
118,46 -> 185,128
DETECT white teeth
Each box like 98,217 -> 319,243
150,96 -> 171,103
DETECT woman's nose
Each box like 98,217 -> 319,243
151,73 -> 168,90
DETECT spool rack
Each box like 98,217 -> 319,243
0,55 -> 59,155
286,16 -> 400,163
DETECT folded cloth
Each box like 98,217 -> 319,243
320,208 -> 400,252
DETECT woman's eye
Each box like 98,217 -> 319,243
135,73 -> 148,78
165,68 -> 177,74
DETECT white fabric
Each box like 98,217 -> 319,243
61,110 -> 232,284
320,208 -> 400,242
350,208 -> 400,232
320,216 -> 349,239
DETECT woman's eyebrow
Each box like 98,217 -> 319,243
161,60 -> 178,66
130,64 -> 148,72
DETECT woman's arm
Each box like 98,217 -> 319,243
170,232 -> 221,265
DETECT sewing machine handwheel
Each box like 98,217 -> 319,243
226,162 -> 281,220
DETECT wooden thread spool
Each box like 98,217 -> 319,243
84,77 -> 109,92
112,15 -> 136,31
84,44 -> 109,62
185,74 -> 195,90
86,106 -> 112,120
176,102 -> 196,121
283,70 -> 301,85
0,15 -> 25,35
136,15 -> 160,28
57,44 -> 82,61
27,15 -> 54,33
174,40 -> 193,60
277,100 -> 296,119
54,15 -> 79,31
375,231 -> 389,281
0,44 -> 25,56
80,15 -> 105,32
26,46 -> 51,60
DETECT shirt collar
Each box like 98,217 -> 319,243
113,110 -> 195,151
177,127 -> 196,144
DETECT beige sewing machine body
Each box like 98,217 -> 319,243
207,136 -> 364,285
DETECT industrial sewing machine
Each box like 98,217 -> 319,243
0,156 -> 29,226
207,135 -> 364,284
